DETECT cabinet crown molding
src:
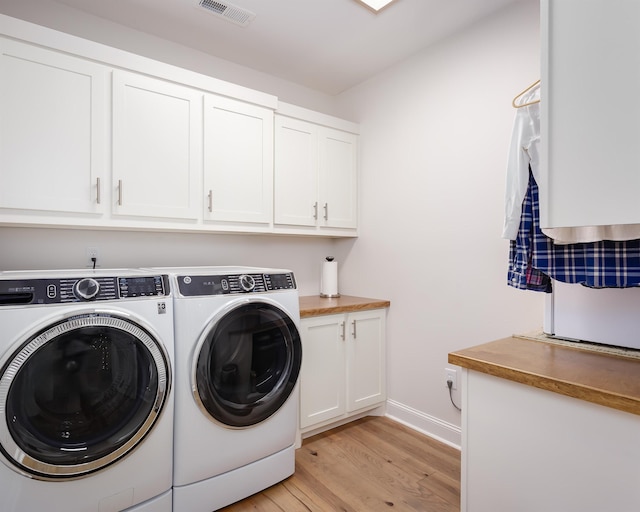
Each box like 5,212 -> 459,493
0,13 -> 277,109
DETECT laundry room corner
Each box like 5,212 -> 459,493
334,0 -> 544,446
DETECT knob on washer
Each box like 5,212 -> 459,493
74,278 -> 100,300
239,274 -> 255,292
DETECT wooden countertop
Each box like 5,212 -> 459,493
449,336 -> 640,416
299,295 -> 390,318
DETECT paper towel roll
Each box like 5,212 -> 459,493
320,258 -> 339,297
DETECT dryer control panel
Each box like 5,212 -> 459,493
177,272 -> 296,296
0,275 -> 168,305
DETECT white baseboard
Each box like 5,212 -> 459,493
385,399 -> 461,450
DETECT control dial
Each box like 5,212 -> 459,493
74,278 -> 100,300
239,274 -> 255,292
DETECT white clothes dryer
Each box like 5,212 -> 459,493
153,267 -> 302,512
0,269 -> 174,512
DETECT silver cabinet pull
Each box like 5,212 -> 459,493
340,321 -> 346,340
323,202 -> 328,220
96,177 -> 101,205
313,201 -> 318,220
118,179 -> 123,206
208,190 -> 213,212
351,320 -> 357,339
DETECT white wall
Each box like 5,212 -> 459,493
336,0 -> 543,445
0,227 -> 347,297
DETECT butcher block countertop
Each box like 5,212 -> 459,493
449,336 -> 640,416
299,295 -> 390,318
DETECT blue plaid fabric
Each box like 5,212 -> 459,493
507,172 -> 552,292
508,170 -> 640,291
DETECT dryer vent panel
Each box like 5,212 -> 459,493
196,0 -> 256,27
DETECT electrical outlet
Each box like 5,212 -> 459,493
444,367 -> 458,390
86,247 -> 99,267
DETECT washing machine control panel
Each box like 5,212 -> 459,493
178,272 -> 296,296
0,275 -> 169,305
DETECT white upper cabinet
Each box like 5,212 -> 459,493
274,117 -> 319,227
112,70 -> 201,221
203,95 -> 273,225
0,39 -> 107,215
0,17 -> 357,236
319,127 -> 358,230
274,112 -> 358,234
541,0 -> 640,228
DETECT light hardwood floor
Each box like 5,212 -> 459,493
220,416 -> 461,511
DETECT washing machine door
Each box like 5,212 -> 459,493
193,300 -> 302,428
0,311 -> 171,480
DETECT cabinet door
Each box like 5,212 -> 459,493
274,116 -> 318,226
299,315 -> 347,429
204,95 -> 273,224
318,127 -> 357,229
541,0 -> 640,228
0,39 -> 107,214
462,370 -> 640,512
346,309 -> 386,412
112,70 -> 201,220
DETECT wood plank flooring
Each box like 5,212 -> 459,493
220,416 -> 461,511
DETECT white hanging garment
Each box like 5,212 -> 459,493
503,85 -> 541,240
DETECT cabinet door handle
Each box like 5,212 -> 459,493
208,190 -> 213,212
96,177 -> 101,205
351,320 -> 357,339
118,179 -> 123,206
313,201 -> 318,220
323,202 -> 328,220
340,321 -> 346,340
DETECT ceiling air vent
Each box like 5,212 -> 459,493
196,0 -> 256,27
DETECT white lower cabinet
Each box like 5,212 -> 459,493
461,370 -> 640,512
299,308 -> 386,434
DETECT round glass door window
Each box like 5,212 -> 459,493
194,302 -> 302,428
0,312 -> 170,479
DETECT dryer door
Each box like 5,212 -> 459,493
0,311 -> 171,480
194,301 -> 302,428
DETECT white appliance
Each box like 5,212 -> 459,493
0,269 -> 174,512
153,266 -> 302,512
544,279 -> 640,350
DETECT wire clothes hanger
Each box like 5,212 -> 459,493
512,79 -> 540,108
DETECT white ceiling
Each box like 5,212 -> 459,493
50,0 -> 523,95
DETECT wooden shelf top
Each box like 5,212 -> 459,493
299,295 -> 390,318
449,336 -> 640,416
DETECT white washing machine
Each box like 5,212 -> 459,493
0,269 -> 174,512
153,266 -> 302,512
